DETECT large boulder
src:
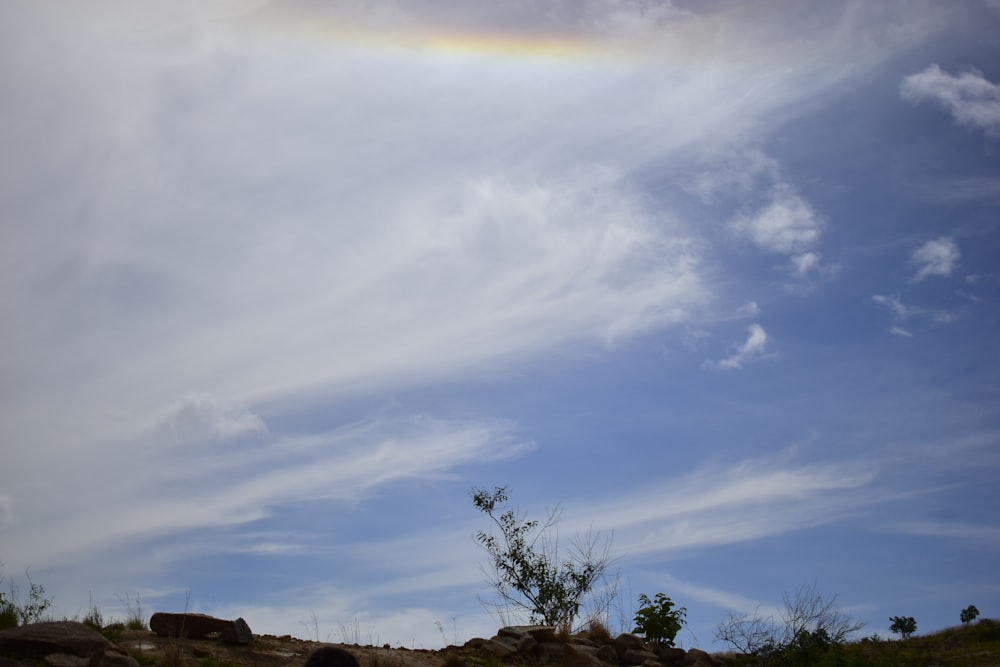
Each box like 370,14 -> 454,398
0,622 -> 116,659
149,613 -> 253,645
0,622 -> 138,667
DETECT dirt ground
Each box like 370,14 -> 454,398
117,629 -> 456,667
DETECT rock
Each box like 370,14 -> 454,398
624,648 -> 660,666
563,643 -> 604,667
303,647 -> 360,667
496,626 -> 557,644
614,633 -> 647,662
0,622 -> 118,660
683,648 -> 722,667
536,642 -> 568,662
479,638 -> 516,658
43,654 -> 87,667
88,649 -> 139,667
462,637 -> 488,650
149,613 -> 253,645
654,647 -> 686,666
514,634 -> 537,657
595,644 -> 617,664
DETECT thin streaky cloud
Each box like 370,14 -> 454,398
871,294 -> 912,320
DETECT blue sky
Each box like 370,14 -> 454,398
1,0 -> 999,651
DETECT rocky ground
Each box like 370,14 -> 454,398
0,620 -> 724,667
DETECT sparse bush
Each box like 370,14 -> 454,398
889,615 -> 916,639
715,608 -> 779,656
961,605 -> 980,625
472,486 -> 614,629
0,567 -> 52,627
715,583 -> 865,659
82,605 -> 105,630
584,617 -> 613,644
0,600 -> 16,630
633,593 -> 686,648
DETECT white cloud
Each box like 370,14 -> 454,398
871,294 -> 912,320
681,148 -> 781,203
910,236 -> 961,281
889,521 -> 1000,549
564,453 -> 879,557
703,323 -> 769,370
790,252 -> 822,276
0,414 -> 530,570
156,394 -> 268,443
732,188 -> 825,255
901,64 -> 1000,137
0,495 -> 14,527
871,293 -> 956,336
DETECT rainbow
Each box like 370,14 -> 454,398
235,3 -> 630,64
227,2 -> 788,72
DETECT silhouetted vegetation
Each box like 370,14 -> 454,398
632,593 -> 686,648
471,486 -> 614,630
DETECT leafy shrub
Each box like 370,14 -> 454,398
633,593 -> 686,648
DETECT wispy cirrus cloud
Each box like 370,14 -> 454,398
901,64 -> 1000,137
871,293 -> 954,337
1,409 -> 530,569
703,323 -> 770,370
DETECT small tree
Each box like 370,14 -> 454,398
472,486 -> 613,629
961,605 -> 980,624
633,593 -> 687,648
889,616 -> 916,639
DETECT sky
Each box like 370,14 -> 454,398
1,0 -> 999,652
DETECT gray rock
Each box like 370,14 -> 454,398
683,648 -> 722,667
149,613 -> 253,645
654,646 -> 686,666
480,638 -> 516,658
624,648 -> 660,665
0,622 -> 117,659
614,633 -> 647,663
563,643 -> 605,667
497,626 -> 557,644
42,653 -> 87,667
89,649 -> 140,667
